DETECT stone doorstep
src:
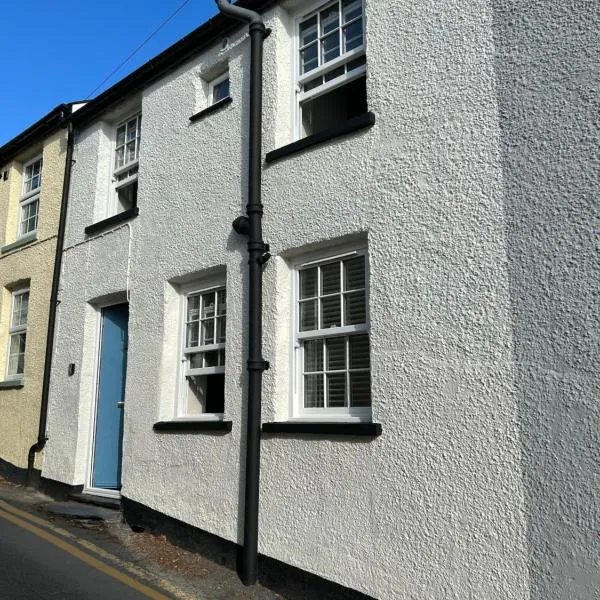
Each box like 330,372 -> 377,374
68,492 -> 121,511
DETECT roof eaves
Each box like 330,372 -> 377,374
72,0 -> 278,129
0,103 -> 73,168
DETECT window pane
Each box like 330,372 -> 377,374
321,262 -> 340,295
7,354 -> 24,376
299,15 -> 318,46
303,75 -> 323,92
342,0 -> 362,22
327,373 -> 346,407
324,66 -> 345,82
322,31 -> 340,63
344,19 -> 363,51
186,322 -> 199,347
202,293 -> 216,318
326,337 -> 346,370
301,43 -> 318,74
304,340 -> 323,372
13,293 -> 29,327
213,78 -> 230,103
321,295 -> 341,328
187,295 -> 200,321
300,268 -> 317,299
350,372 -> 371,406
347,55 -> 367,71
203,350 -> 219,367
320,4 -> 339,34
8,333 -> 26,376
300,299 -> 317,331
344,256 -> 365,290
217,290 -> 226,315
126,140 -> 137,163
304,374 -> 324,407
20,200 -> 39,235
216,316 -> 226,343
202,319 -> 215,345
127,118 -> 138,140
189,352 -> 203,369
349,334 -> 369,369
186,374 -> 225,415
219,349 -> 226,366
9,333 -> 24,355
30,174 -> 40,191
116,125 -> 126,147
116,180 -> 137,213
115,146 -> 125,169
344,291 -> 366,325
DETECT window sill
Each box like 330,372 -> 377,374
265,112 -> 376,164
153,419 -> 232,433
1,232 -> 37,254
189,96 -> 233,123
0,379 -> 24,390
261,421 -> 382,437
84,206 -> 139,236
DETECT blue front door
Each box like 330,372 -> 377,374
92,303 -> 128,490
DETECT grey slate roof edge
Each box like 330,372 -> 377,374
71,0 -> 278,130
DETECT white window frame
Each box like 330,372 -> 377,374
6,288 -> 29,380
19,156 -> 42,238
294,0 -> 366,138
292,245 -> 371,422
177,280 -> 227,420
110,112 -> 141,216
208,72 -> 231,105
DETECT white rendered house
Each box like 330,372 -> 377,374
41,1 -> 599,599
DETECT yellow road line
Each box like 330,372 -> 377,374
0,506 -> 172,600
0,499 -> 191,600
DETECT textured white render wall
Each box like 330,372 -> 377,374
491,2 -> 600,598
122,2 -> 532,599
43,120 -> 132,485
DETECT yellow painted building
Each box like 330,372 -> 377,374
0,105 -> 77,479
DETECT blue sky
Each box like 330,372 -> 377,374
0,1 -> 219,146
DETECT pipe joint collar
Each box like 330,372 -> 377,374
247,359 -> 270,371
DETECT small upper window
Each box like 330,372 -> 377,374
7,288 -> 29,379
180,285 -> 227,417
294,249 -> 371,420
19,156 -> 42,237
297,0 -> 367,138
209,73 -> 230,105
111,113 -> 141,215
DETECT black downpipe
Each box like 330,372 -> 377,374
27,120 -> 74,486
215,0 -> 269,587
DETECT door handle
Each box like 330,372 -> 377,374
117,402 -> 125,408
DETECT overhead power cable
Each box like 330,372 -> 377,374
87,0 -> 192,97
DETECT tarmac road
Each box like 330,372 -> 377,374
0,504 -> 172,599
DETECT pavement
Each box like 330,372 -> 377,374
0,477 -> 284,600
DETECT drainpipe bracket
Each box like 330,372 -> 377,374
232,215 -> 250,236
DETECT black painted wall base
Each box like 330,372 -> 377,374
122,497 -> 376,600
0,456 -> 33,485
39,477 -> 84,501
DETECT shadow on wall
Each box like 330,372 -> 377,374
491,1 -> 600,598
